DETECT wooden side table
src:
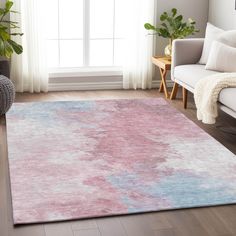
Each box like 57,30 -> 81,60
152,56 -> 171,98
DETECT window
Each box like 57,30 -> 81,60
45,0 -> 125,69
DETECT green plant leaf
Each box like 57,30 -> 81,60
160,12 -> 168,21
0,9 -> 5,15
0,25 -> 8,31
0,28 -> 10,40
10,22 -> 20,28
5,0 -> 13,11
0,0 -> 23,58
2,20 -> 18,24
159,28 -> 170,38
161,23 -> 168,29
172,8 -> 177,17
0,38 -> 4,55
10,10 -> 20,14
144,23 -> 156,30
175,15 -> 183,21
144,8 -> 199,40
7,39 -> 23,54
4,41 -> 13,58
10,33 -> 24,36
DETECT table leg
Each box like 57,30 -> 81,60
170,82 -> 179,100
159,81 -> 164,93
182,87 -> 188,109
159,68 -> 169,98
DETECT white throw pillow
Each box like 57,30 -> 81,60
217,30 -> 236,48
205,41 -> 236,72
199,23 -> 224,64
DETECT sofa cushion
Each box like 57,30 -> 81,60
217,30 -> 236,48
199,23 -> 224,65
219,88 -> 236,112
205,41 -> 236,72
174,64 -> 220,88
174,65 -> 236,112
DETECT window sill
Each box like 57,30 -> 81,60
49,66 -> 123,78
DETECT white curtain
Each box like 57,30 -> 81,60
123,0 -> 156,90
10,0 -> 48,93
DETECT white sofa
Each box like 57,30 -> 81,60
171,38 -> 236,119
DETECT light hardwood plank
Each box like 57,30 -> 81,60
211,206 -> 236,234
96,217 -> 127,236
148,213 -> 172,230
163,210 -> 211,236
0,116 -> 10,236
154,228 -> 175,236
120,214 -> 156,236
8,225 -> 46,236
44,222 -> 73,236
73,229 -> 101,236
191,208 -> 231,236
71,219 -> 97,231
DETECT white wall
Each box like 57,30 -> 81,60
209,0 -> 236,30
0,0 -> 5,7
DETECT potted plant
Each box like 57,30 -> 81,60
144,8 -> 199,58
0,0 -> 23,77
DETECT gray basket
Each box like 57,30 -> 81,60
0,75 -> 15,116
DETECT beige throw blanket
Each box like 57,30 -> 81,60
194,73 -> 236,124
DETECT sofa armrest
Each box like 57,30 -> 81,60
171,38 -> 204,81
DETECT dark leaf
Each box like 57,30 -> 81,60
159,28 -> 170,38
172,8 -> 177,17
7,39 -> 23,54
144,23 -> 156,30
2,20 -> 18,24
10,33 -> 24,36
160,12 -> 167,21
0,39 -> 4,55
175,15 -> 183,22
161,23 -> 168,29
0,25 -> 8,31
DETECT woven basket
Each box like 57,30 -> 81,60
0,75 -> 15,116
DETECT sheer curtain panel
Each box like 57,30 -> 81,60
123,0 -> 155,90
10,0 -> 48,93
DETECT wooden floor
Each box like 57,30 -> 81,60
1,89 -> 236,236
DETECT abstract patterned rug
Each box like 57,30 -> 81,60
6,98 -> 236,224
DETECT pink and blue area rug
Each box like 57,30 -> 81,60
6,98 -> 236,224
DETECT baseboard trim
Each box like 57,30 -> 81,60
49,80 -> 174,91
49,81 -> 123,91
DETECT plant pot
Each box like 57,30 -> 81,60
164,39 -> 173,59
0,60 -> 10,78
